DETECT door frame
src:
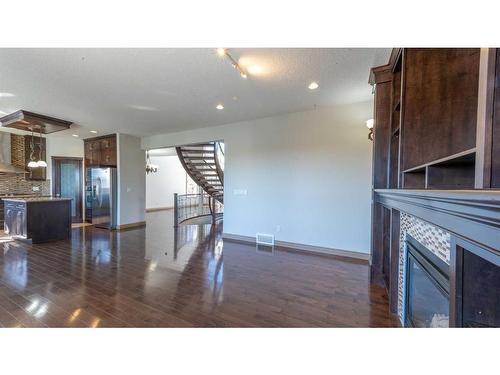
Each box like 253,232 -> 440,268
52,156 -> 84,223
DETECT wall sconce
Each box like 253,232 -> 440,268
366,119 -> 374,141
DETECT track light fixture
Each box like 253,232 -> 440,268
216,48 -> 248,79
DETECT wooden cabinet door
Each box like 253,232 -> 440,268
99,137 -> 117,166
4,202 -> 26,236
401,49 -> 480,170
84,141 -> 93,166
450,238 -> 500,327
84,135 -> 116,167
84,140 -> 101,167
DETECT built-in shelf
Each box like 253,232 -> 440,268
403,167 -> 426,189
402,148 -> 476,174
427,152 -> 476,189
387,53 -> 402,189
402,148 -> 476,189
393,99 -> 400,112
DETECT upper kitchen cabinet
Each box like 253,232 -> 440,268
84,134 -> 117,167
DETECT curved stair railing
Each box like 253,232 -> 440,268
173,193 -> 223,227
176,141 -> 224,204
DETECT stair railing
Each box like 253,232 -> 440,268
214,141 -> 224,183
173,192 -> 218,227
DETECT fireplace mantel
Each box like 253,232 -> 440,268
374,189 -> 500,254
373,189 -> 500,327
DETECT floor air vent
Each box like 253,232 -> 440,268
256,233 -> 274,246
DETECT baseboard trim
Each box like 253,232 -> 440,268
222,233 -> 369,262
116,221 -> 146,230
146,207 -> 173,212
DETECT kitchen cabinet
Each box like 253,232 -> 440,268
84,134 -> 117,167
4,200 -> 27,237
99,136 -> 117,166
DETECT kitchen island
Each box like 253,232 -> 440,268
3,197 -> 72,243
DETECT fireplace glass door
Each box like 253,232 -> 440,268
405,239 -> 450,328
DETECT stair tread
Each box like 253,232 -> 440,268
176,143 -> 223,204
181,149 -> 213,153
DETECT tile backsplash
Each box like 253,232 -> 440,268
0,133 -> 50,196
0,174 -> 50,195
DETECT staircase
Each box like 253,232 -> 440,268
176,142 -> 224,203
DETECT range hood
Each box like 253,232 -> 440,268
0,110 -> 72,134
0,132 -> 27,174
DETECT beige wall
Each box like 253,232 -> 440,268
142,102 -> 373,254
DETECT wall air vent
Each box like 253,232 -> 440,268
256,233 -> 274,246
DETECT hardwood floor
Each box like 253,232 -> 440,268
0,211 -> 399,327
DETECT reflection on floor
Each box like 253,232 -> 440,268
71,222 -> 94,229
181,214 -> 218,225
0,210 -> 399,327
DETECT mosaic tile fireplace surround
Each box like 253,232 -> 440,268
398,213 -> 451,325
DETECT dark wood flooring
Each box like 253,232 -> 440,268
0,210 -> 399,327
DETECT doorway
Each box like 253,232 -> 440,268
52,157 -> 83,223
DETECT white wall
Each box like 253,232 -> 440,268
117,133 -> 146,226
142,102 -> 373,254
146,155 -> 189,209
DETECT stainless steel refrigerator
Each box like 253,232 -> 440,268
85,167 -> 117,229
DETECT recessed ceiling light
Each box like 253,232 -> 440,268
72,134 -> 79,137
0,92 -> 15,97
216,48 -> 227,56
216,104 -> 224,110
308,82 -> 319,90
90,130 -> 98,134
240,72 -> 247,79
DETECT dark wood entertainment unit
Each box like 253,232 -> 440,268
369,48 -> 500,327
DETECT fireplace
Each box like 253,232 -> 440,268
404,236 -> 450,328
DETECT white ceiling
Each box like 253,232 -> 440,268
0,48 -> 390,138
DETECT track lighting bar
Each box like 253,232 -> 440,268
217,48 -> 248,79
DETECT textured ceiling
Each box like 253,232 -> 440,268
0,48 -> 390,138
